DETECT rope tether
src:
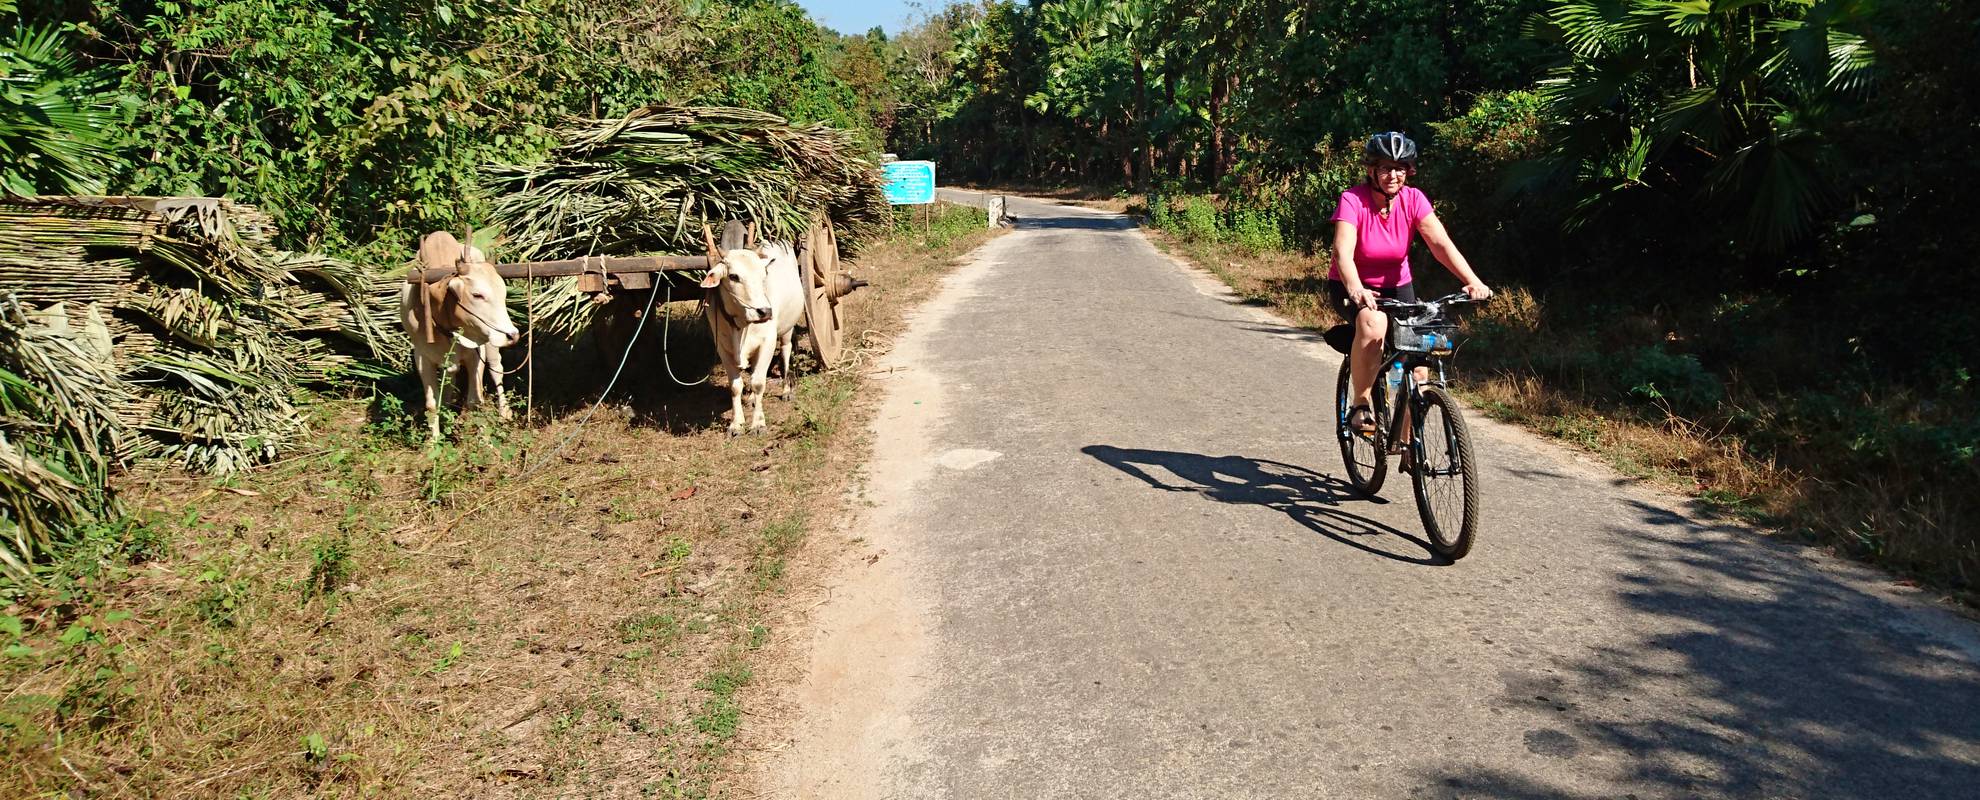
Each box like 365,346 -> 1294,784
659,280 -> 710,387
509,252 -> 663,483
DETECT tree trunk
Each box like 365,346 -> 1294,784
1022,109 -> 1034,181
1221,71 -> 1239,178
1162,63 -> 1179,178
1098,118 -> 1111,182
1209,62 -> 1228,184
1132,52 -> 1153,190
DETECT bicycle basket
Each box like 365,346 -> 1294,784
1391,320 -> 1458,355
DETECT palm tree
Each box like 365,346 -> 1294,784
2,2 -> 122,195
1538,0 -> 1879,249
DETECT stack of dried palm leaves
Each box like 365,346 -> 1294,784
0,196 -> 398,576
483,106 -> 886,336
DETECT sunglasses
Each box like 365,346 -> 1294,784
1373,163 -> 1413,175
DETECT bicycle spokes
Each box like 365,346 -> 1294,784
1410,387 -> 1479,560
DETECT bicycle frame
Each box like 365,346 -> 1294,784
1373,350 -> 1448,455
1334,290 -> 1484,557
1364,292 -> 1471,464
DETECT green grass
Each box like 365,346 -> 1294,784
615,613 -> 682,645
691,662 -> 752,742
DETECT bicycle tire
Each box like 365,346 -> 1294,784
1410,386 -> 1479,560
1336,358 -> 1387,496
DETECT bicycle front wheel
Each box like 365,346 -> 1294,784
1410,386 -> 1479,560
1336,358 -> 1387,496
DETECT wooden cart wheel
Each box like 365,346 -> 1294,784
803,221 -> 846,368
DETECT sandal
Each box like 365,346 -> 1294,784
1349,405 -> 1376,435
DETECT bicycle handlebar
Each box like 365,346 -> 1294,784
1375,292 -> 1478,312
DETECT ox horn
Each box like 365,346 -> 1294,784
746,221 -> 758,249
702,222 -> 721,260
452,226 -> 475,275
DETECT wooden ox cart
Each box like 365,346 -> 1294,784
405,219 -> 865,368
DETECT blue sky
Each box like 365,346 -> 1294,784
796,0 -> 920,36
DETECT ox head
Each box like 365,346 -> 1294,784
701,222 -> 777,324
419,231 -> 519,347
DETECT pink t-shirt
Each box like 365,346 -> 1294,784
1327,184 -> 1432,289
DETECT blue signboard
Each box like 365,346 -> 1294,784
881,160 -> 937,205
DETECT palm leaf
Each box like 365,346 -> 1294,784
483,106 -> 887,338
0,195 -> 402,573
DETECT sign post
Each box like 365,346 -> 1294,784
881,160 -> 937,244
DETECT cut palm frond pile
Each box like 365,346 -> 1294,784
484,106 -> 886,337
0,196 -> 399,576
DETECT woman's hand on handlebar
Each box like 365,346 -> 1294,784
1349,285 -> 1379,310
1462,282 -> 1493,301
1379,291 -> 1479,310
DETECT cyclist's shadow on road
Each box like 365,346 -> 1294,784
1081,445 -> 1448,566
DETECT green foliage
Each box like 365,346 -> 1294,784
892,202 -> 987,249
193,564 -> 249,628
1173,196 -> 1219,242
49,0 -> 889,261
692,661 -> 751,741
1224,206 -> 1283,252
1535,0 -> 1881,251
615,613 -> 681,645
1,5 -> 123,193
1616,346 -> 1723,413
1147,192 -> 1282,252
1431,90 -> 1546,164
0,608 -> 135,739
302,731 -> 330,763
894,0 -> 1551,186
1146,192 -> 1172,227
304,532 -> 352,598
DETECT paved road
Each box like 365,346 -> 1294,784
775,192 -> 1980,799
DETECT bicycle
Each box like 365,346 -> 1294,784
1333,292 -> 1481,560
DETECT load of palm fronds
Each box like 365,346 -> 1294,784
483,106 -> 887,337
0,196 -> 399,576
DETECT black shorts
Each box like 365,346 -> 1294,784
1325,280 -> 1416,323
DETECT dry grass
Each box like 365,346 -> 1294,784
0,204 -> 1002,798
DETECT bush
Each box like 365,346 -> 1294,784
1223,138 -> 1361,252
1615,346 -> 1725,414
1147,192 -> 1174,228
1430,90 -> 1546,166
1175,196 -> 1221,242
892,203 -> 986,249
1224,206 -> 1284,252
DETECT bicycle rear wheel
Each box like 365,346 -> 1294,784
1410,386 -> 1479,559
1336,358 -> 1387,496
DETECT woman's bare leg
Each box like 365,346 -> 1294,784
1349,307 -> 1386,412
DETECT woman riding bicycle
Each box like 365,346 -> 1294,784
1327,131 -> 1492,434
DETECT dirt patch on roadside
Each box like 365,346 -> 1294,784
747,228 -> 1017,799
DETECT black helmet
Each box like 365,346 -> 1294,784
1363,131 -> 1418,166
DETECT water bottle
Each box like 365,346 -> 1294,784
1386,361 -> 1404,395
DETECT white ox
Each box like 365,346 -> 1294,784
398,232 -> 521,440
701,224 -> 806,436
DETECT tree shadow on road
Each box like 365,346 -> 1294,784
1414,498 -> 1980,799
1080,445 -> 1448,566
1011,214 -> 1138,232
